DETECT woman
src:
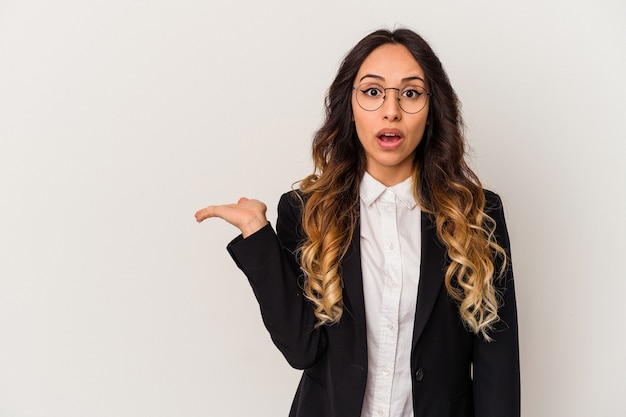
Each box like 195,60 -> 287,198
196,28 -> 520,417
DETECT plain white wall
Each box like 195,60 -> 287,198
1,1 -> 625,416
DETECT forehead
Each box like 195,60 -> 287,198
355,44 -> 425,83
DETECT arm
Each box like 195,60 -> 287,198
219,192 -> 328,369
473,191 -> 521,417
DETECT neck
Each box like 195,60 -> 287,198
365,167 -> 413,187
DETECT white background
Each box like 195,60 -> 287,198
1,1 -> 625,416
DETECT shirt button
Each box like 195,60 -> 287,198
387,323 -> 395,330
415,368 -> 425,382
382,367 -> 390,376
377,410 -> 384,416
389,242 -> 395,250
389,281 -> 398,288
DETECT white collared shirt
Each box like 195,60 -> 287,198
359,172 -> 422,417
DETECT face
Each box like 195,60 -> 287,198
352,43 -> 429,186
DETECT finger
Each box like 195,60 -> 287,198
195,206 -> 217,222
195,203 -> 241,223
196,198 -> 249,222
196,205 -> 236,222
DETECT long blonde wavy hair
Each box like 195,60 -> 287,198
297,29 -> 507,340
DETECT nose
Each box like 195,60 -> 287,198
381,88 -> 402,120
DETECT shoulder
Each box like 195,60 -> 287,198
483,189 -> 504,213
278,190 -> 307,224
277,190 -> 307,251
483,189 -> 507,226
278,189 -> 305,210
482,189 -> 511,251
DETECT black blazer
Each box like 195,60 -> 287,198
228,190 -> 520,417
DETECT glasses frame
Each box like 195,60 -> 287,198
352,83 -> 431,114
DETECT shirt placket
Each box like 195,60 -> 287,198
372,189 -> 402,417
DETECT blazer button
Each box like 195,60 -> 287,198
415,368 -> 424,382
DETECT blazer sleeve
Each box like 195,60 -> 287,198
226,191 -> 327,369
472,191 -> 521,417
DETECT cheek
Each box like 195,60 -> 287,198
352,111 -> 363,136
352,108 -> 374,133
354,123 -> 365,147
353,116 -> 372,147
409,113 -> 429,136
411,125 -> 427,146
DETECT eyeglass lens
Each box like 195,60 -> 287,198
354,83 -> 429,114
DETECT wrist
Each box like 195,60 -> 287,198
241,217 -> 268,238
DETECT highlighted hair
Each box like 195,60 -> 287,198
298,29 -> 506,340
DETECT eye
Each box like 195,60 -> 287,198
361,86 -> 384,97
401,88 -> 424,100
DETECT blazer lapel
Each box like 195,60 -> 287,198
412,211 -> 447,348
340,213 -> 447,346
340,221 -> 367,329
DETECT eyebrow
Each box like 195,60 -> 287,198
359,74 -> 426,83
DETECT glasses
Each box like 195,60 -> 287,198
353,82 -> 431,114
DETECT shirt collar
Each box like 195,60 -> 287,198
360,172 -> 418,210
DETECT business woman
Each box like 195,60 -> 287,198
196,28 -> 520,417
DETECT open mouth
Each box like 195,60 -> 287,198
379,133 -> 402,143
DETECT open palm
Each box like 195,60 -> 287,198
195,197 -> 268,238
